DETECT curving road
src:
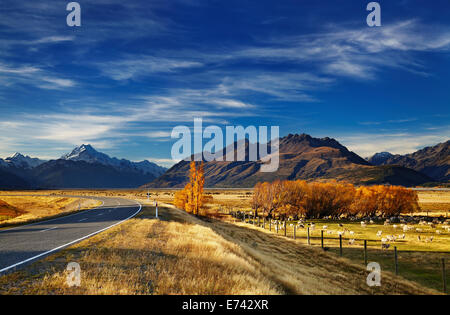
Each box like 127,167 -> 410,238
0,196 -> 142,274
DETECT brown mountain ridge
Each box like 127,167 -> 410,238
144,133 -> 433,188
368,140 -> 450,182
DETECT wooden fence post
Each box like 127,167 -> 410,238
294,224 -> 296,240
364,240 -> 367,265
394,246 -> 398,275
339,234 -> 342,256
307,227 -> 310,245
269,218 -> 271,231
263,217 -> 265,229
321,230 -> 324,249
284,221 -> 287,237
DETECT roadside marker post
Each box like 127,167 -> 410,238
307,227 -> 310,245
155,200 -> 158,219
339,235 -> 343,256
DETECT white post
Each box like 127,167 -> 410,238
155,200 -> 158,219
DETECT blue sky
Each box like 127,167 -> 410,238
0,0 -> 449,166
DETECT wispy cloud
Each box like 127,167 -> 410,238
338,129 -> 450,157
96,56 -> 203,80
0,63 -> 76,90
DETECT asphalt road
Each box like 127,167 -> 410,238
0,196 -> 142,274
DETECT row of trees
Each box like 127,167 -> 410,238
174,161 -> 206,216
252,180 -> 419,219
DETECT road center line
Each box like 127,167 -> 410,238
39,226 -> 57,233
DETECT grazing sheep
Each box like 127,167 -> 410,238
393,225 -> 398,229
322,225 -> 328,230
376,230 -> 382,237
436,230 -> 441,234
416,228 -> 423,232
339,223 -> 344,227
417,235 -> 421,241
381,243 -> 390,250
337,231 -> 345,236
370,220 -> 374,224
327,230 -> 333,234
381,238 -> 388,243
349,231 -> 355,235
398,234 -> 406,239
348,239 -> 355,245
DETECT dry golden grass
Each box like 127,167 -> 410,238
416,191 -> 450,216
0,203 -> 280,295
0,195 -> 102,228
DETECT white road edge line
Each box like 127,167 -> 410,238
39,227 -> 57,233
0,200 -> 105,233
78,218 -> 87,222
0,201 -> 142,274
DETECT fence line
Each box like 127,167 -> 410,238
230,210 -> 449,294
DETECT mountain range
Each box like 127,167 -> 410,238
366,140 -> 449,182
0,145 -> 166,189
144,133 -> 444,188
1,136 -> 448,190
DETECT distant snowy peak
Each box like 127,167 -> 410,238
61,144 -> 167,177
4,152 -> 46,168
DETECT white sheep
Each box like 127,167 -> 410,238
376,230 -> 382,237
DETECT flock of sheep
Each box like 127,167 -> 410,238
267,216 -> 449,250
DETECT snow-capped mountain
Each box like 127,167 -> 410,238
3,153 -> 46,169
61,144 -> 166,177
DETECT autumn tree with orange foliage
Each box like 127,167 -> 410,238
174,161 -> 206,216
253,180 -> 419,219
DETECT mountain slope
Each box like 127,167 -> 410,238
366,152 -> 394,165
368,141 -> 450,182
145,133 -> 432,188
32,160 -> 158,189
0,168 -> 31,189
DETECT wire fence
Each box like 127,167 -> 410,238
230,210 -> 449,294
